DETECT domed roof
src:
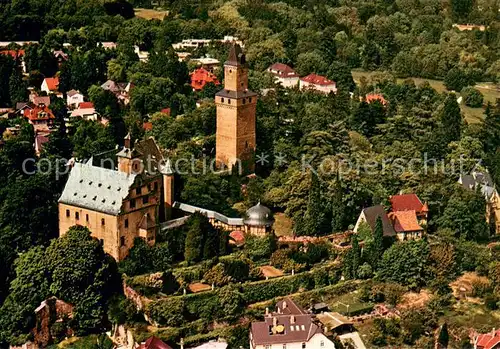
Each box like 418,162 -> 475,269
243,202 -> 274,227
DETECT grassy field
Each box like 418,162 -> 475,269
134,8 -> 169,20
352,70 -> 500,124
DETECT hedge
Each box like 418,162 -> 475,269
146,263 -> 341,326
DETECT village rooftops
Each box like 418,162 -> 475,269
23,104 -> 55,121
389,210 -> 424,232
475,328 -> 500,349
58,162 -> 137,215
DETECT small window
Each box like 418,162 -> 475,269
143,196 -> 148,204
120,236 -> 125,247
75,212 -> 79,220
265,346 -> 270,349
320,340 -> 324,348
101,218 -> 105,226
221,97 -> 225,103
302,344 -> 306,349
249,97 -> 252,103
130,199 -> 136,209
125,219 -> 129,228
86,214 -> 89,222
283,345 -> 287,349
242,98 -> 246,104
229,69 -> 232,73
147,184 -> 152,191
66,209 -> 70,217
228,99 -> 231,104
135,187 -> 141,195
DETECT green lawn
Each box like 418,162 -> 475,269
352,70 -> 500,124
327,291 -> 374,316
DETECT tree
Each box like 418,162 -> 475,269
378,240 -> 430,289
351,234 -> 361,278
438,323 -> 449,348
439,94 -> 462,145
302,171 -> 330,236
367,216 -> 385,269
331,176 -> 346,233
451,0 -> 474,21
244,233 -> 276,261
9,65 -> 27,106
444,68 -> 473,92
462,87 -> 484,108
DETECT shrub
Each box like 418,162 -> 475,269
358,263 -> 373,279
444,68 -> 474,91
462,87 -> 484,107
485,294 -> 499,310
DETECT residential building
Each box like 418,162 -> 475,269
33,297 -> 74,347
53,50 -> 68,66
191,57 -> 220,72
58,136 -> 175,260
23,103 -> 55,131
70,101 -> 99,121
41,77 -> 61,96
267,63 -> 299,88
101,80 -> 133,104
215,44 -> 257,172
190,67 -> 220,91
474,328 -> 500,349
354,193 -> 428,241
299,74 -> 337,94
249,298 -> 335,349
172,36 -> 243,50
66,89 -> 85,108
459,171 -> 500,233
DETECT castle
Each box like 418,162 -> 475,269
215,44 -> 257,172
58,136 -> 174,261
58,44 -> 265,260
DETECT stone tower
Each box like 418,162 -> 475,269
215,44 -> 257,173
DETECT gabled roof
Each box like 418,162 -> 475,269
23,104 -> 55,121
79,102 -> 94,109
390,194 -> 425,212
58,162 -> 137,215
389,211 -> 423,232
366,93 -> 387,105
43,77 -> 59,91
67,89 -> 81,97
476,329 -> 500,349
361,205 -> 396,237
33,96 -> 51,106
268,63 -> 299,78
300,73 -> 335,86
139,336 -> 173,349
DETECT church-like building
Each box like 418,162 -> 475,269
215,44 -> 257,173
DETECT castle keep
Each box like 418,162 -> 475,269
215,44 -> 257,172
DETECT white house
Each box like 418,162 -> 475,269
41,77 -> 61,97
267,63 -> 300,88
299,74 -> 336,94
66,90 -> 85,108
250,299 -> 335,349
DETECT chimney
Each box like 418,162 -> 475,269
265,307 -> 269,316
290,315 -> 295,324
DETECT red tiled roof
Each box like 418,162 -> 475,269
390,194 -> 424,212
44,77 -> 59,91
143,122 -> 153,131
78,102 -> 94,109
138,337 -> 173,349
0,49 -> 25,59
300,73 -> 335,86
190,67 -> 220,91
366,93 -> 387,105
23,104 -> 55,121
160,108 -> 171,115
389,211 -> 423,232
229,230 -> 245,245
476,329 -> 500,349
33,96 -> 50,106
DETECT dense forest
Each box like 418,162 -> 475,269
1,0 -> 500,347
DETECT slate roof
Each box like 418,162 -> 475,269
251,299 -> 324,345
226,43 -> 245,66
59,162 -> 137,215
459,172 -> 497,201
215,89 -> 257,99
361,205 -> 396,237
